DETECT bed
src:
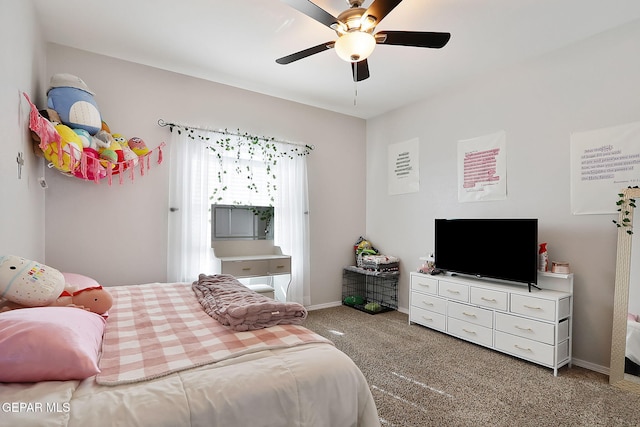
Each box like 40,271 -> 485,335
0,276 -> 380,427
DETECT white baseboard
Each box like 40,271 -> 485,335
571,357 -> 609,375
307,301 -> 342,311
308,301 -> 410,313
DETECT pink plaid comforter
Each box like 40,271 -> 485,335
96,282 -> 331,385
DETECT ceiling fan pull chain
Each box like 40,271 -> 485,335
353,81 -> 358,106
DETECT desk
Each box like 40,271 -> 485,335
213,246 -> 291,300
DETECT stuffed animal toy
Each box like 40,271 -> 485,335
112,133 -> 138,169
0,255 -> 66,307
38,108 -> 61,124
127,137 -> 150,157
0,255 -> 112,315
71,147 -> 107,181
106,136 -> 125,165
92,130 -> 112,150
73,128 -> 93,150
41,124 -> 83,173
51,286 -> 113,315
47,73 -> 102,135
91,130 -> 118,169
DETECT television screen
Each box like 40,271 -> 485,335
434,218 -> 538,285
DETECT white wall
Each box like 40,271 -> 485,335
0,0 -> 47,260
42,44 -> 366,307
366,19 -> 640,370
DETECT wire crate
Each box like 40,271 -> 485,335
342,266 -> 398,314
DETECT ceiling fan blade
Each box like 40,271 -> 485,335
276,41 -> 335,65
376,31 -> 451,49
351,60 -> 370,82
363,0 -> 403,25
281,0 -> 339,29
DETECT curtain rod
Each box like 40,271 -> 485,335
157,119 -> 313,149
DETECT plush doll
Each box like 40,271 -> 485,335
0,255 -> 66,307
112,133 -> 138,169
92,130 -> 118,169
30,110 -> 61,149
127,137 -> 150,157
38,108 -> 61,124
0,255 -> 112,315
41,124 -> 84,173
106,136 -> 125,165
73,128 -> 93,149
92,130 -> 112,150
47,73 -> 102,135
50,285 -> 113,315
71,147 -> 107,181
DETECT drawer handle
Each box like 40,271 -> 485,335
514,344 -> 533,352
481,297 -> 497,302
462,312 -> 477,318
515,325 -> 534,332
447,289 -> 460,294
419,283 -> 430,288
242,267 -> 251,271
462,328 -> 477,335
275,265 -> 285,269
421,315 -> 433,322
422,301 -> 434,306
524,304 -> 542,310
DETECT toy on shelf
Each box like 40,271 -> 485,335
22,73 -> 165,185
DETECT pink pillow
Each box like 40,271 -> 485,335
0,306 -> 106,382
629,313 -> 639,322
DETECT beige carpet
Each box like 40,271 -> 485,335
304,306 -> 640,427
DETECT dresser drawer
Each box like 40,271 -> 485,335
470,287 -> 508,311
221,260 -> 269,277
411,292 -> 446,315
410,306 -> 446,332
495,312 -> 556,345
447,317 -> 493,347
494,331 -> 556,366
411,275 -> 438,295
438,280 -> 469,302
448,301 -> 493,328
510,294 -> 557,321
268,258 -> 291,275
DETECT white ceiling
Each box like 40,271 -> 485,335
31,0 -> 640,119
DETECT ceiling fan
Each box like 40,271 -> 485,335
276,0 -> 451,82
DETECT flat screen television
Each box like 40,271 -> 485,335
434,218 -> 538,288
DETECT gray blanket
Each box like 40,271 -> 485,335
192,274 -> 307,331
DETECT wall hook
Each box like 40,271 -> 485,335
16,152 -> 24,179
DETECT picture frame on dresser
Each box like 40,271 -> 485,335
409,271 -> 573,376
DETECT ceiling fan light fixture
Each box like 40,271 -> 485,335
334,31 -> 376,63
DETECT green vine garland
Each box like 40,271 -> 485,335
613,186 -> 639,235
168,125 -> 313,204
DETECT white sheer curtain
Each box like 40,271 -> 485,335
167,131 -> 214,282
167,129 -> 310,305
273,142 -> 311,305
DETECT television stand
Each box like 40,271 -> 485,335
409,271 -> 573,376
528,282 -> 542,292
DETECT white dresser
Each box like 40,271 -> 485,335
409,271 -> 573,376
